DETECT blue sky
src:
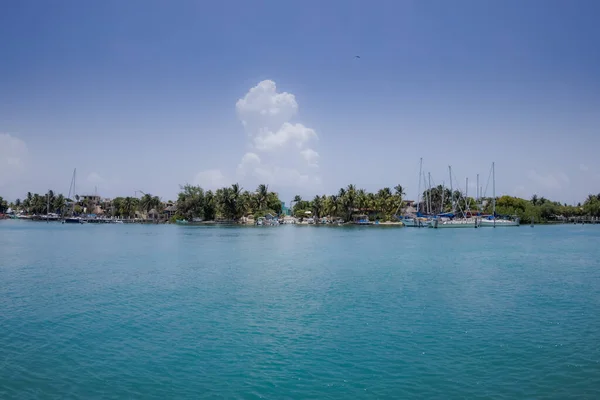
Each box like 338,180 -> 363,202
1,0 -> 599,204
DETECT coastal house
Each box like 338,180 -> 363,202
163,204 -> 177,219
352,214 -> 371,225
80,194 -> 101,204
403,200 -> 417,214
281,201 -> 291,216
147,208 -> 160,220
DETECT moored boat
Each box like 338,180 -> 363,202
431,217 -> 479,228
64,217 -> 83,224
479,216 -> 520,227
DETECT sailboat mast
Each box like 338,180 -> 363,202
476,174 -> 479,208
449,166 -> 454,214
422,173 -> 428,215
466,177 -> 469,216
441,181 -> 445,213
72,168 -> 77,216
428,172 -> 432,215
416,158 -> 422,214
492,162 -> 496,228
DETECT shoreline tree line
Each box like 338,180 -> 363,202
2,186 -> 600,224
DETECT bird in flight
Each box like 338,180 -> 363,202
355,55 -> 361,59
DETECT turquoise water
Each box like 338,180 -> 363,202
1,221 -> 599,399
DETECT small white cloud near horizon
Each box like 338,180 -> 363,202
580,163 -> 589,172
193,169 -> 228,190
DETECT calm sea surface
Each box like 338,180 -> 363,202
1,221 -> 599,399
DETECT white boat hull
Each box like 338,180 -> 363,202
402,218 -> 432,227
479,219 -> 520,227
431,218 -> 479,228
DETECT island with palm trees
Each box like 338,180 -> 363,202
2,182 -> 600,225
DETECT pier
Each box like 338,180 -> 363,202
567,216 -> 600,224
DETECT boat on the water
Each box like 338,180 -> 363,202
397,158 -> 434,227
401,215 -> 431,227
431,217 -> 479,228
479,162 -> 520,227
63,217 -> 84,224
479,216 -> 520,227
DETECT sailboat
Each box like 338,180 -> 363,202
399,158 -> 431,227
431,167 -> 479,228
479,162 -> 520,227
63,168 -> 84,224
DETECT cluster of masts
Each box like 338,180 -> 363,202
403,159 -> 519,228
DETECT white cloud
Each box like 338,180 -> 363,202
236,80 -> 298,133
300,148 -> 320,167
253,122 -> 317,151
0,133 -> 28,189
237,152 -> 261,178
235,80 -> 321,192
193,169 -> 228,190
527,170 -> 569,190
580,163 -> 589,172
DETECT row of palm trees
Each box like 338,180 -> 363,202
5,190 -> 163,219
176,183 -> 282,221
9,191 -> 69,215
291,184 -> 406,221
110,194 -> 162,218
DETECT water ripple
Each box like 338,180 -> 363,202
1,222 -> 599,398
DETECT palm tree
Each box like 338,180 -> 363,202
324,195 -> 339,218
356,189 -> 368,212
0,196 -> 7,213
267,191 -> 283,215
203,190 -> 216,220
292,195 -> 302,213
312,195 -> 324,218
122,197 -> 135,218
218,183 -> 244,220
531,194 -> 539,206
394,184 -> 405,197
140,194 -> 154,215
53,194 -> 66,215
256,184 -> 269,211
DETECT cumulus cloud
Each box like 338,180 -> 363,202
236,152 -> 261,178
236,80 -> 298,132
235,80 -> 321,191
194,169 -> 228,190
0,133 -> 28,189
527,170 -> 569,190
300,148 -> 320,167
253,122 -> 317,151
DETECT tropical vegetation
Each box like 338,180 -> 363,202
2,185 -> 600,225
415,185 -> 598,224
290,184 -> 406,221
174,183 -> 282,222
